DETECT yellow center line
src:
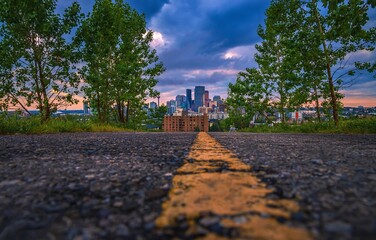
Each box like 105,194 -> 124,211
156,132 -> 313,239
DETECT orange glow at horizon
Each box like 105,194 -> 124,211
9,95 -> 375,111
341,97 -> 376,107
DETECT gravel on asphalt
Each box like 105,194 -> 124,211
210,132 -> 376,240
0,132 -> 196,240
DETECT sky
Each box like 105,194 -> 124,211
57,0 -> 376,108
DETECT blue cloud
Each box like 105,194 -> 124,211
125,0 -> 169,20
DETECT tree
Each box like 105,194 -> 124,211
307,0 -> 375,125
77,0 -> 164,124
0,0 -> 82,122
150,104 -> 168,119
228,0 -> 309,124
227,68 -> 272,125
254,0 -> 309,123
113,7 -> 164,124
229,0 -> 375,127
77,0 -> 119,123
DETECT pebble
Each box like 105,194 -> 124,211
325,221 -> 352,234
311,159 -> 324,165
199,216 -> 220,227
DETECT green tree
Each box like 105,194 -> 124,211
113,7 -> 164,124
77,0 -> 164,124
255,0 -> 309,123
227,68 -> 272,125
307,0 -> 375,125
146,104 -> 167,130
0,0 -> 82,122
229,0 -> 375,127
150,104 -> 168,119
77,0 -> 119,123
228,0 -> 308,124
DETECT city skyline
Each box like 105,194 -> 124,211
54,0 -> 376,108
163,85 -> 224,115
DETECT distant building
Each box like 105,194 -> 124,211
172,107 -> 185,116
194,86 -> 205,111
149,101 -> 157,109
175,95 -> 186,108
213,95 -> 221,102
210,101 -> 218,110
163,113 -> 209,132
198,106 -> 211,115
186,89 -> 192,110
167,100 -> 177,115
208,112 -> 229,120
204,90 -> 210,107
218,102 -> 226,112
83,101 -> 90,115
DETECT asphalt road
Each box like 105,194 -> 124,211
210,132 -> 376,240
0,132 -> 196,239
0,132 -> 375,239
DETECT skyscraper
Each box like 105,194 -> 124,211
204,90 -> 210,107
167,100 -> 177,115
194,86 -> 205,111
213,95 -> 221,102
149,101 -> 157,109
175,95 -> 186,108
186,89 -> 192,110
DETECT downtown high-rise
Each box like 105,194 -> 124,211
194,86 -> 205,111
186,89 -> 192,110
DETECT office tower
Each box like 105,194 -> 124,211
149,101 -> 157,109
186,89 -> 192,110
194,86 -> 205,111
204,90 -> 210,107
213,95 -> 221,102
175,95 -> 186,108
167,100 -> 177,115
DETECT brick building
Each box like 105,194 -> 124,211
163,114 -> 209,132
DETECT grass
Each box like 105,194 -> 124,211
0,115 -> 133,135
1,114 -> 375,135
238,117 -> 376,134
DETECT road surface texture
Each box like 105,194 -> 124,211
211,132 -> 376,240
0,132 -> 196,239
0,132 -> 375,239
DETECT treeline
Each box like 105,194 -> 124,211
0,0 -> 164,125
227,0 -> 375,126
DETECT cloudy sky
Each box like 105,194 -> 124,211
58,0 -> 376,107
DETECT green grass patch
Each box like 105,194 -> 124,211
238,117 -> 376,134
0,114 -> 133,135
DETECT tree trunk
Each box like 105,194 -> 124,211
96,90 -> 103,123
125,100 -> 130,124
313,86 -> 321,122
312,1 -> 339,126
37,59 -> 50,123
327,68 -> 339,125
117,99 -> 125,123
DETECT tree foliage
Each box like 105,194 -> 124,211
76,0 -> 164,124
0,0 -> 82,122
228,0 -> 375,126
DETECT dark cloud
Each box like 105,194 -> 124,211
201,1 -> 270,52
151,0 -> 269,75
125,0 -> 170,20
57,1 -> 168,19
157,71 -> 231,88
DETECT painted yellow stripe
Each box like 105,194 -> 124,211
156,132 -> 313,239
